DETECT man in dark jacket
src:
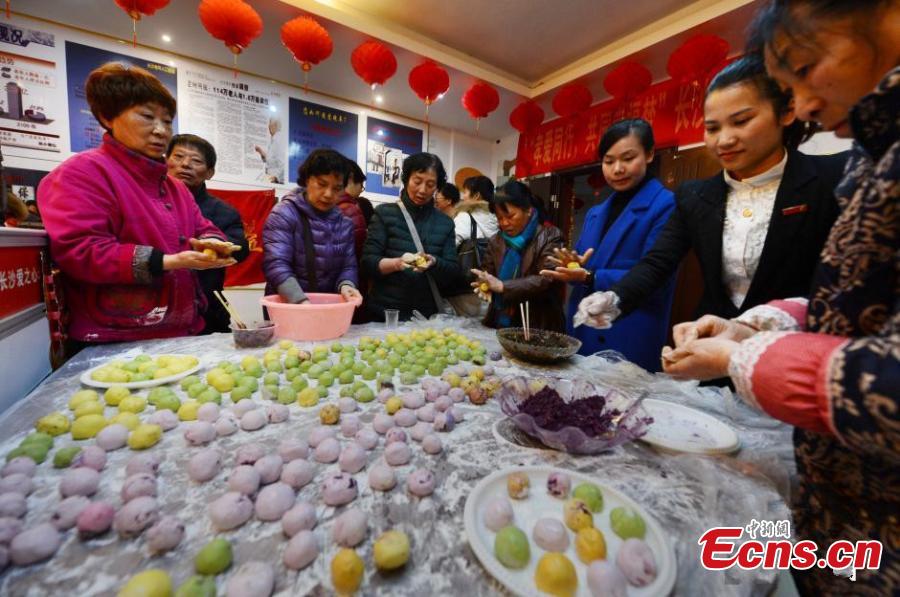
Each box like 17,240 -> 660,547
166,134 -> 250,334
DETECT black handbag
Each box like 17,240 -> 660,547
457,213 -> 488,279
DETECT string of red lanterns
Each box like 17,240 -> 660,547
180,9 -> 728,137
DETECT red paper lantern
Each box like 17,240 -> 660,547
603,61 -> 651,100
281,16 -> 333,80
552,83 -> 592,118
509,100 -> 544,133
114,0 -> 169,19
408,61 -> 450,106
114,0 -> 170,46
198,0 -> 263,57
667,34 -> 729,83
461,81 -> 499,119
351,40 -> 397,88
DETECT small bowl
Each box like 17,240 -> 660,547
496,327 -> 581,364
230,321 -> 276,348
497,376 -> 651,454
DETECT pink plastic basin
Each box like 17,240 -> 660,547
260,294 -> 361,341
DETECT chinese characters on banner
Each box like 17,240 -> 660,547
65,41 -> 178,153
209,188 -> 276,288
288,98 -> 358,184
181,69 -> 288,184
0,246 -> 43,320
0,21 -> 64,153
515,79 -> 706,177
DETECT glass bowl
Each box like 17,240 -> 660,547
230,321 -> 276,348
497,375 -> 652,454
496,327 -> 582,364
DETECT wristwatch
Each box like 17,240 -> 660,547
584,270 -> 595,288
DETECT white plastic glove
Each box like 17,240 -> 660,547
574,291 -> 621,329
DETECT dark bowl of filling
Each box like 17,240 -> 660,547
496,327 -> 581,364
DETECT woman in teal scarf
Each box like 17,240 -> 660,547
471,180 -> 565,331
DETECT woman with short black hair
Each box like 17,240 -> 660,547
471,180 -> 565,331
434,182 -> 460,217
263,149 -> 361,305
542,118 -> 676,370
361,152 -> 460,320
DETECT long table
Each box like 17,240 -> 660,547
0,318 -> 794,595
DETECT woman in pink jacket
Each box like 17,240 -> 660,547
39,63 -> 232,348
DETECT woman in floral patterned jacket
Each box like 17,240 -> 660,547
660,1 -> 899,594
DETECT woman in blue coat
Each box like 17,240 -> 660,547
542,119 -> 675,371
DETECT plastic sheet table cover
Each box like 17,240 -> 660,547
0,317 -> 795,596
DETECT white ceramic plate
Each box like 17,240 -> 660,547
464,465 -> 677,597
79,354 -> 202,389
639,399 -> 740,455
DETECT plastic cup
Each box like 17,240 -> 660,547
384,309 -> 399,329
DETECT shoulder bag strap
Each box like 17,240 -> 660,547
398,200 -> 449,313
468,213 -> 482,267
295,209 -> 318,293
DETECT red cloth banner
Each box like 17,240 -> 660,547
0,246 -> 43,320
516,79 -> 706,177
209,188 -> 275,287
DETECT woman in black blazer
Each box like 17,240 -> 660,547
577,56 -> 848,333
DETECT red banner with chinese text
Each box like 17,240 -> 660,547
516,79 -> 707,177
209,188 -> 276,287
0,246 -> 43,320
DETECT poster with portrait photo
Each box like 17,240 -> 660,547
365,117 -> 422,195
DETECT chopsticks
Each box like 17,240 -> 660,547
214,290 -> 247,329
519,301 -> 531,342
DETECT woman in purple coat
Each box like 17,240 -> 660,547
263,149 -> 362,304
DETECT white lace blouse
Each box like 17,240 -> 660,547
721,152 -> 787,308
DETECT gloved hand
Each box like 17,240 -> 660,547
574,291 -> 620,329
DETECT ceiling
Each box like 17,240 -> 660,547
329,0 -> 699,82
17,0 -> 761,140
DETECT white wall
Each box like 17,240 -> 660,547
492,132 -> 520,184
425,125 -> 496,190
